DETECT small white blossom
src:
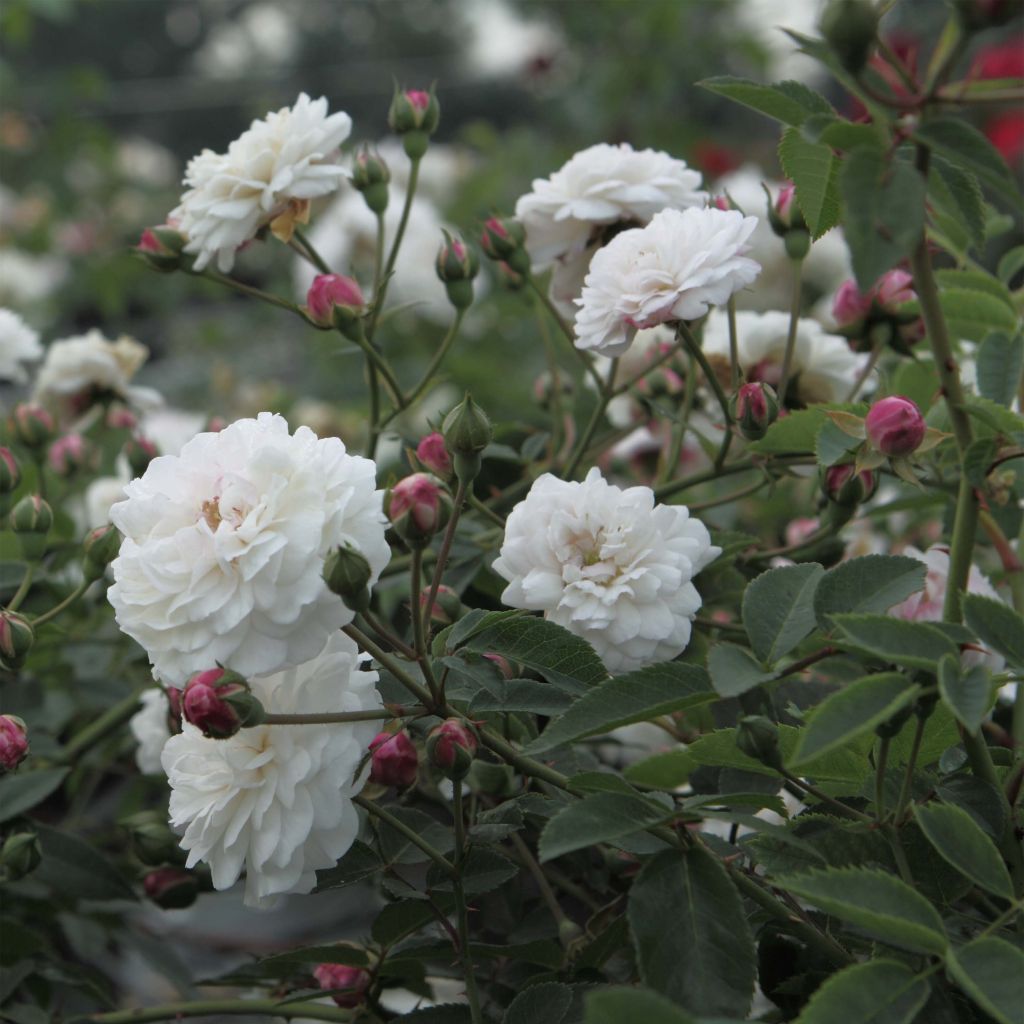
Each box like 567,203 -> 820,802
171,94 -> 352,272
130,687 -> 173,775
574,207 -> 760,358
162,632 -> 381,907
0,307 -> 42,385
108,413 -> 389,685
492,468 -> 720,673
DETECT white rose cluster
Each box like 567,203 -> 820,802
493,468 -> 720,673
0,308 -> 42,385
162,633 -> 381,907
108,412 -> 389,684
171,93 -> 352,272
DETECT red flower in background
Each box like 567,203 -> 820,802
971,38 -> 1024,163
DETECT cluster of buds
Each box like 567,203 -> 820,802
385,473 -> 453,549
435,230 -> 479,310
143,865 -> 201,909
134,226 -> 187,273
729,381 -> 780,441
0,715 -> 29,773
313,961 -> 372,1009
480,216 -> 530,276
388,87 -> 440,159
305,274 -> 367,339
82,524 -> 121,583
47,433 -> 95,478
181,668 -> 264,739
426,719 -> 477,780
766,183 -> 810,260
7,403 -> 56,450
323,544 -> 373,614
420,583 -> 462,628
368,730 -> 419,788
9,495 -> 52,558
442,393 -> 493,484
351,144 -> 390,215
832,270 -> 924,355
0,611 -> 34,671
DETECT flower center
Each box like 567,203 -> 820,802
201,498 -> 222,530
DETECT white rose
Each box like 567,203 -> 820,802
0,308 -> 42,385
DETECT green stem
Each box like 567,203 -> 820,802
347,323 -> 404,409
361,609 -> 417,659
292,227 -> 332,275
727,295 -> 740,390
659,352 -> 697,486
875,736 -> 891,821
31,581 -> 90,628
845,342 -> 882,402
563,358 -> 618,479
687,478 -> 769,513
467,493 -> 505,528
365,213 -> 388,460
894,715 -> 926,823
354,794 -> 455,876
781,769 -> 873,823
80,999 -> 353,1023
424,478 -> 468,648
58,692 -> 142,764
343,624 -> 434,709
452,783 -> 484,1024
385,309 -> 466,421
197,270 -> 299,313
5,564 -> 33,612
655,453 -> 814,502
527,276 -> 605,392
411,548 -> 440,703
677,322 -> 733,471
776,260 -> 804,409
263,708 -> 418,726
508,830 -> 574,942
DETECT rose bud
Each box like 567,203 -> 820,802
442,393 -> 493,483
10,495 -> 52,557
416,432 -> 453,479
729,382 -> 780,441
0,831 -> 42,881
369,730 -> 418,788
351,144 -> 391,214
865,395 -> 926,457
143,866 -> 200,909
82,523 -> 122,583
386,473 -> 453,549
480,216 -> 529,273
323,543 -> 373,614
135,226 -> 186,272
497,259 -> 526,290
47,433 -> 93,477
832,279 -> 872,333
483,652 -> 514,679
182,668 -> 264,739
822,463 -> 878,507
106,406 -> 138,430
124,435 -> 159,476
0,611 -> 34,670
388,87 -> 440,158
8,403 -> 56,449
305,274 -> 366,336
313,963 -> 372,1009
0,715 -> 29,773
820,0 -> 880,73
736,715 -> 783,770
436,230 -> 479,310
123,809 -> 186,867
0,448 -> 21,495
426,719 -> 477,780
419,583 -> 462,627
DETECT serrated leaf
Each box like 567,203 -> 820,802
428,848 -> 517,896
505,983 -> 574,1024
776,867 -> 948,954
975,332 -> 1024,408
469,678 -> 574,716
934,269 -> 1016,310
831,614 -> 958,670
0,767 -> 69,825
937,653 -> 992,735
538,792 -> 672,862
748,404 -> 867,456
841,147 -> 926,291
997,244 -> 1024,285
628,848 -> 755,1017
946,936 -> 1024,1024
930,155 -> 987,253
742,563 -> 824,665
698,76 -> 833,126
794,958 -> 930,1024
313,840 -> 381,891
931,289 -> 1020,342
708,643 -> 777,697
789,673 -> 921,767
585,987 -> 699,1024
526,662 -> 715,754
779,127 -> 840,238
962,592 -> 1024,668
912,802 -> 1013,900
814,556 -> 927,631
802,114 -> 882,152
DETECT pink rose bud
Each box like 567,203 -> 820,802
874,269 -> 916,310
483,652 -> 514,679
768,182 -> 807,238
82,523 -> 122,582
10,494 -> 53,536
8,403 -> 56,449
426,719 -> 477,780
712,194 -> 733,211
0,715 -> 29,773
386,473 -> 453,548
865,395 -> 926,456
0,611 -> 34,670
388,87 -> 440,135
480,216 -> 527,265
138,229 -> 162,254
47,433 -> 92,477
134,226 -> 186,272
832,279 -> 873,329
776,183 -> 796,221
823,463 -> 878,507
143,866 -> 200,909
369,730 -> 418,788
182,668 -> 263,739
419,583 -> 462,626
729,382 -> 780,441
313,963 -> 372,1009
0,447 -> 21,495
416,433 -> 452,479
124,435 -> 159,476
306,274 -> 366,329
436,231 -> 479,309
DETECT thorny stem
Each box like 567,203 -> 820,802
365,213 -> 388,459
655,453 -> 815,502
424,478 -> 469,675
845,343 -> 882,402
383,309 -> 466,425
781,769 -> 873,824
658,351 -> 697,486
727,295 -> 740,389
196,269 -> 299,313
361,608 -> 417,660
893,715 -> 926,824
508,830 -> 575,941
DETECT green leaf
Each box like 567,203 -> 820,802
794,958 -> 930,1024
628,847 -> 755,1017
0,767 -> 69,825
372,900 -> 440,947
997,244 -> 1024,285
314,840 -> 381,891
962,592 -> 1024,668
526,662 -> 715,754
34,825 -> 137,902
698,76 -> 833,126
815,415 -> 862,467
931,289 -> 1019,342
789,673 -> 921,767
742,563 -> 824,665
934,269 -> 1017,310
814,556 -> 926,631
946,936 -> 1024,1024
841,147 -> 926,291
930,156 -> 986,253
504,982 -> 574,1024
538,792 -> 672,862
802,114 -> 882,152
831,614 -> 958,670
912,803 -> 1014,900
625,749 -> 696,789
937,653 -> 992,736
585,987 -> 698,1024
469,678 -> 574,716
776,867 -> 948,954
457,612 -> 608,692
749,403 -> 866,456
975,332 -> 1024,408
779,127 -> 840,238
915,117 -> 1022,209
708,643 -> 777,697
428,848 -> 517,896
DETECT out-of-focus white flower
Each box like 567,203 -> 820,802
33,330 -> 162,413
108,413 -> 389,685
193,2 -> 299,79
130,687 -> 173,774
735,0 -> 826,83
141,408 -> 207,456
574,207 -> 760,358
0,249 -> 68,307
889,544 -> 1005,670
162,632 -> 380,907
371,139 -> 475,207
702,308 -> 868,406
116,137 -> 178,188
83,473 -> 130,530
0,307 -> 42,384
460,0 -> 564,79
171,94 -> 352,272
492,467 -> 720,673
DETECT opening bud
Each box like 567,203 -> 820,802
729,382 -> 780,441
1,831 -> 42,881
182,668 -> 264,739
820,0 -> 879,73
352,144 -> 391,214
47,433 -> 95,478
442,393 -> 493,483
323,544 -> 373,613
135,226 -> 187,272
313,962 -> 372,1009
415,432 -> 453,479
865,395 -> 926,457
736,715 -> 783,770
306,274 -> 367,335
386,473 -> 453,549
0,448 -> 21,495
426,719 -> 478,780
8,403 -> 56,449
125,435 -> 159,476
143,866 -> 201,909
436,230 -> 479,309
833,272 -> 922,354
83,523 -> 122,583
480,217 -> 529,273
420,583 -> 462,627
123,809 -> 186,867
369,730 -> 419,788
0,611 -> 34,670
0,715 -> 29,773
